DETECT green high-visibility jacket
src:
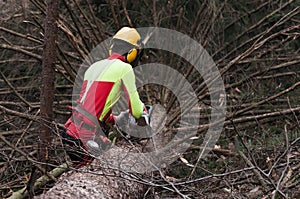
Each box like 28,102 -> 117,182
79,53 -> 144,122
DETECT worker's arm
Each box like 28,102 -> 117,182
121,67 -> 144,119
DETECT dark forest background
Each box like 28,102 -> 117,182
0,0 -> 299,198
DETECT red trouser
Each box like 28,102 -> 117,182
63,112 -> 111,167
61,130 -> 94,168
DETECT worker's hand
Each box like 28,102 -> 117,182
115,110 -> 129,127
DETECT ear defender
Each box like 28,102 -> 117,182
126,48 -> 138,63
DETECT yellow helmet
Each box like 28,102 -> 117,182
110,27 -> 143,63
112,27 -> 142,48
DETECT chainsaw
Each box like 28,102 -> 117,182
86,105 -> 153,156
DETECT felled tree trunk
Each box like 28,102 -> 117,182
33,146 -> 146,199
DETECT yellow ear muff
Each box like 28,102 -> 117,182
126,48 -> 137,63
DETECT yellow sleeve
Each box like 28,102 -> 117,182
121,67 -> 144,119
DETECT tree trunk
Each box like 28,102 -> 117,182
39,0 -> 59,171
33,146 -> 146,199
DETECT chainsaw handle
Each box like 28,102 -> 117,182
144,105 -> 153,117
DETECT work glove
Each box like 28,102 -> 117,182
127,106 -> 153,139
114,110 -> 129,127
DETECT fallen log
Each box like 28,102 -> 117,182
33,146 -> 146,199
8,163 -> 70,199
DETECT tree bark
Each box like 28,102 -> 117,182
33,146 -> 146,199
38,0 -> 59,173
